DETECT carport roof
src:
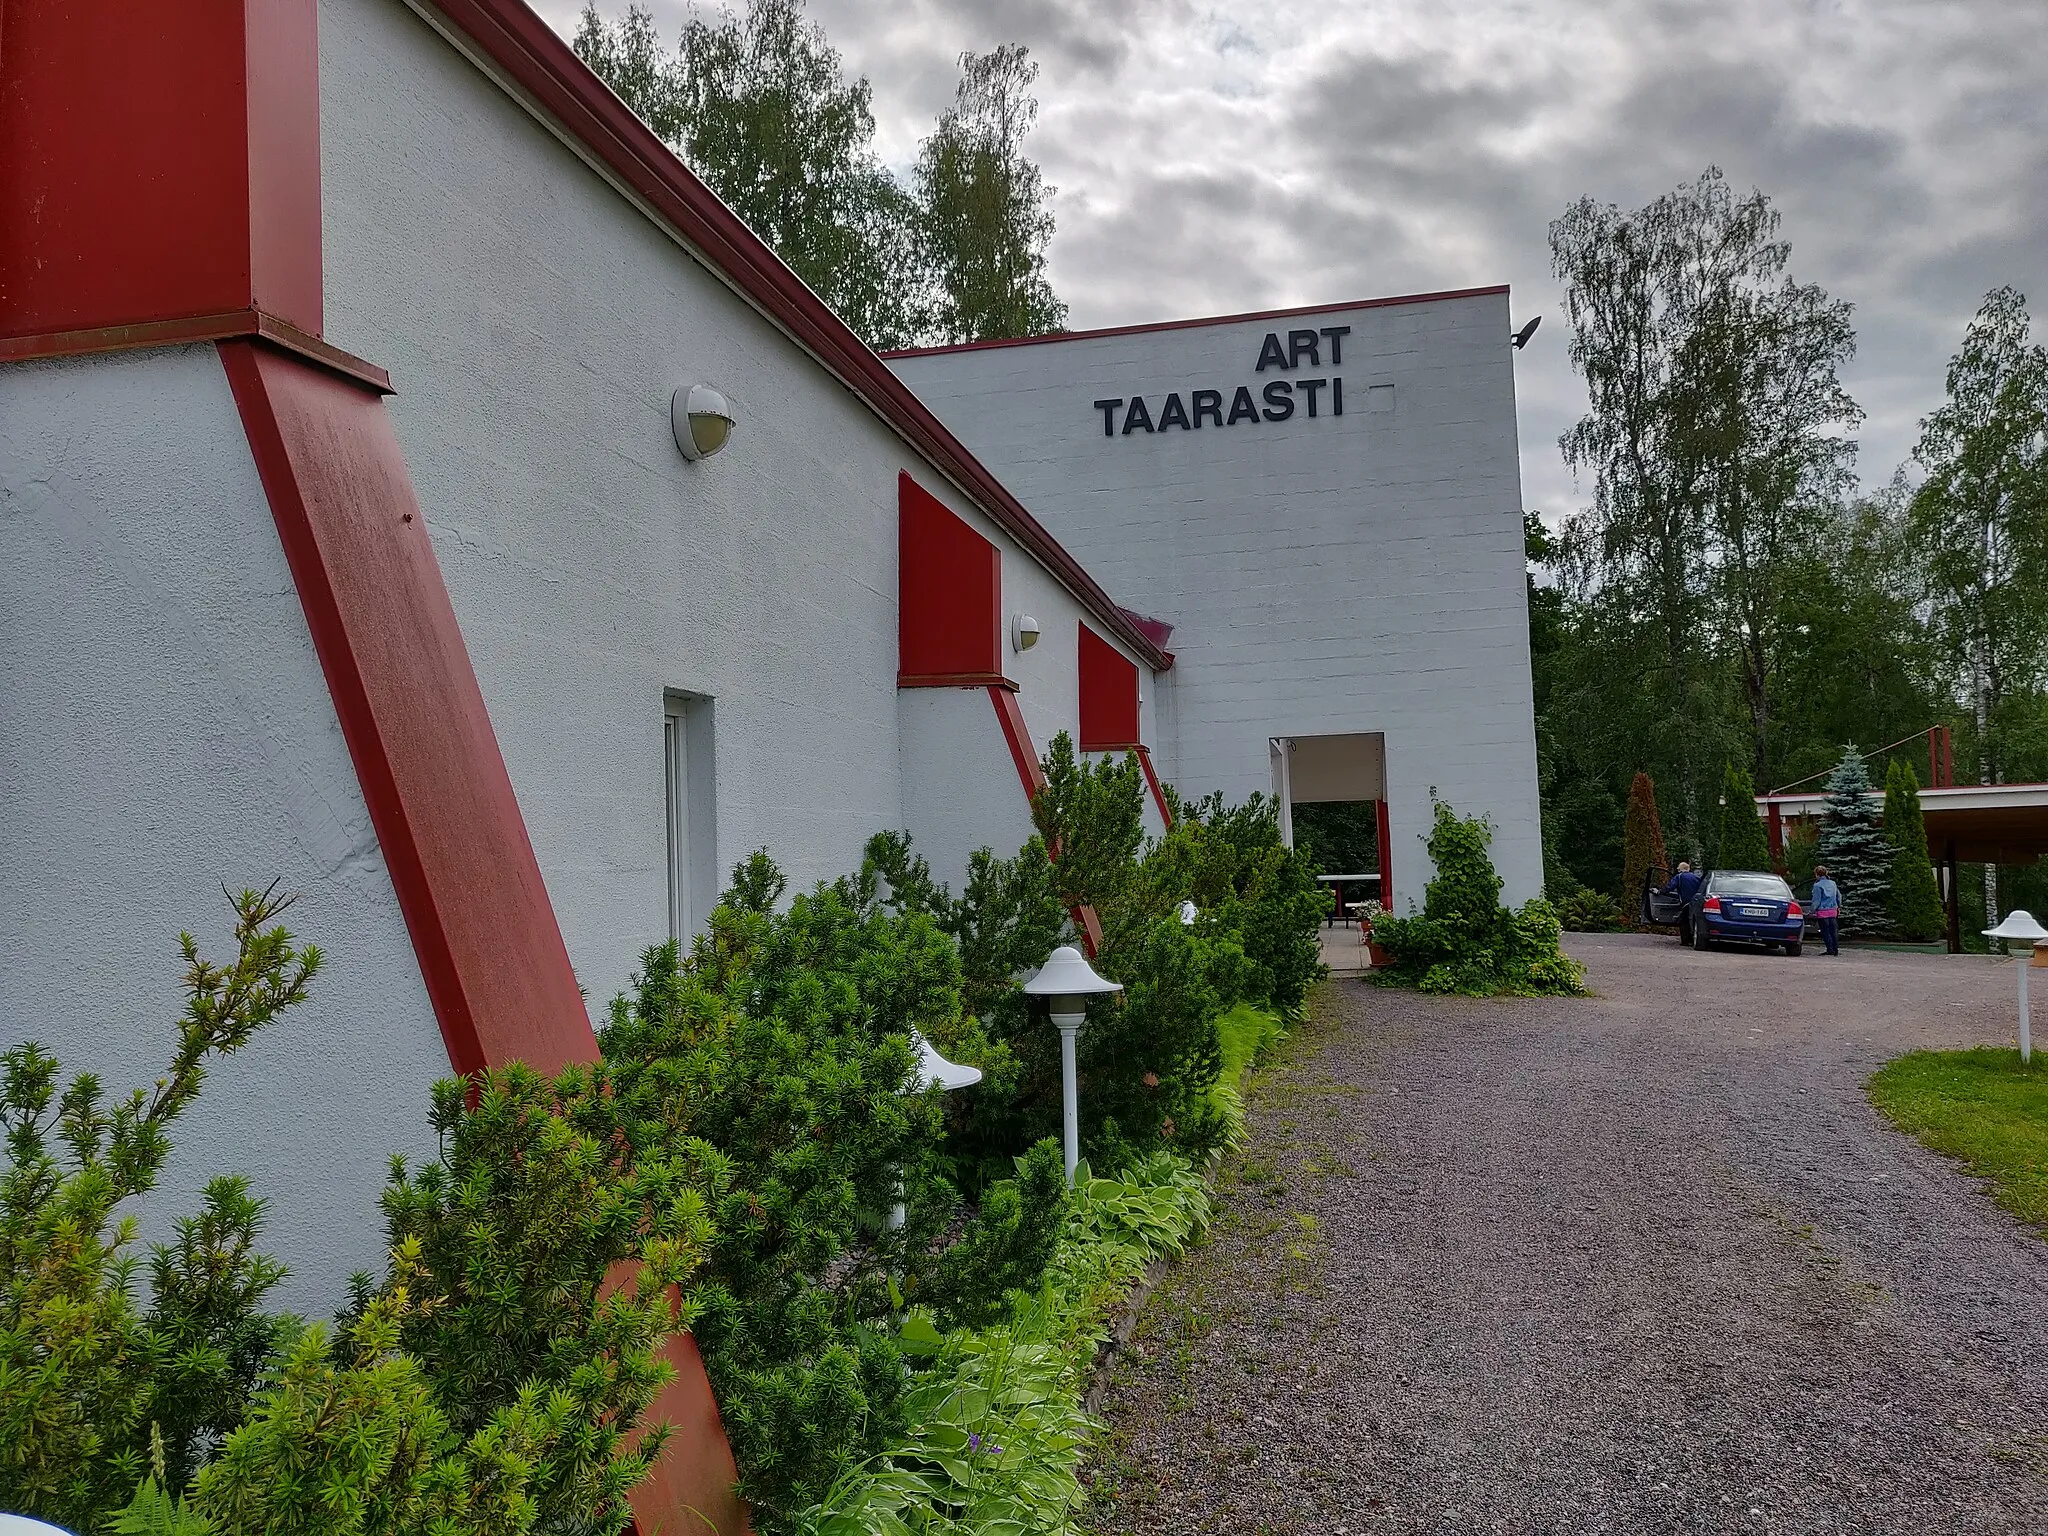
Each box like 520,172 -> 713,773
1758,783 -> 2048,866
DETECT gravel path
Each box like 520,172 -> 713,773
1089,934 -> 2048,1535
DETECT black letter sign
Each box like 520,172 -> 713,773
1191,388 -> 1224,428
1158,392 -> 1192,430
1320,325 -> 1350,365
1261,380 -> 1295,421
1298,377 -> 1326,417
1122,397 -> 1155,434
1256,332 -> 1289,372
1093,398 -> 1123,437
1228,386 -> 1260,425
1287,329 -> 1320,368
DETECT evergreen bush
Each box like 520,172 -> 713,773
1816,747 -> 1893,936
1713,759 -> 1775,873
1884,759 -> 1947,942
1554,886 -> 1625,932
1621,771 -> 1672,920
0,886 -> 318,1529
1369,800 -> 1588,996
5,890 -> 699,1536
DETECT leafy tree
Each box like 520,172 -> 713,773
1550,169 -> 1861,844
1713,759 -> 1774,873
1908,286 -> 2048,922
1883,759 -> 1946,942
573,5 -> 1070,350
1620,771 -> 1672,919
1815,747 -> 1891,935
574,0 -> 933,348
916,45 -> 1067,344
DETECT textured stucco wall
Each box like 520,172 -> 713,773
0,347 -> 449,1313
317,0 -> 1159,985
888,294 -> 1543,905
897,690 -> 1036,899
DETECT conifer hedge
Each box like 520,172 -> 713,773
0,735 -> 1323,1536
1884,759 -> 1946,942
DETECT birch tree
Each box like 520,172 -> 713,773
1908,286 -> 2048,919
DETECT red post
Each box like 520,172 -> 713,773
1767,802 -> 1784,869
1375,798 -> 1393,912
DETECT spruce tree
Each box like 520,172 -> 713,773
1621,771 -> 1671,923
1884,759 -> 1946,942
1815,747 -> 1891,936
1713,759 -> 1774,873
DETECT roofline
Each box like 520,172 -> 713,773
414,0 -> 1172,672
1758,783 -> 2048,805
878,286 -> 1514,361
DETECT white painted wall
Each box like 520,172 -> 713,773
889,294 -> 1544,905
897,689 -> 1037,899
0,347 -> 449,1314
317,0 -> 1166,991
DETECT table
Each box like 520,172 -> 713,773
1316,872 -> 1382,926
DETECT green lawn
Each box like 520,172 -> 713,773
1869,1046 -> 2048,1232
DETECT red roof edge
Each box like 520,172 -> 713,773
1120,607 -> 1175,651
879,286 -> 1514,360
427,0 -> 1170,673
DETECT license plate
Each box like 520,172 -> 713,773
1740,906 -> 1769,917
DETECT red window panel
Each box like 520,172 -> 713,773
1078,623 -> 1141,751
898,471 -> 1003,685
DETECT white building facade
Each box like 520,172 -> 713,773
888,293 -> 1545,909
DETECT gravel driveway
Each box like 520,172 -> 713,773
1089,934 -> 2048,1535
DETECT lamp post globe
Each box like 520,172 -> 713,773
1024,945 -> 1122,1181
1984,911 -> 2048,1062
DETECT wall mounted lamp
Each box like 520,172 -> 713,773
671,384 -> 737,461
1013,613 -> 1041,652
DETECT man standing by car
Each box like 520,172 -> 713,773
1811,866 -> 1842,956
1662,861 -> 1703,945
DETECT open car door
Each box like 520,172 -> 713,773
1642,866 -> 1684,927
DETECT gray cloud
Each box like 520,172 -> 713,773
543,0 -> 2048,519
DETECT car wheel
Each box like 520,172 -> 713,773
1693,923 -> 1709,952
1785,942 -> 1802,957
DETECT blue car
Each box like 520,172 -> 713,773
1656,869 -> 1804,956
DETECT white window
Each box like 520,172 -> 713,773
663,693 -> 717,943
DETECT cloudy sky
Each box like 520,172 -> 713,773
541,0 -> 2047,520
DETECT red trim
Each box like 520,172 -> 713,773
619,1307 -> 747,1536
417,0 -> 1169,674
986,687 -> 1103,955
1136,746 -> 1172,828
989,686 -> 1048,801
220,339 -> 592,1079
0,309 -> 391,392
1375,798 -> 1393,912
897,672 -> 1018,691
881,286 -> 1512,360
0,0 -> 322,342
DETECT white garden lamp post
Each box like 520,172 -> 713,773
1023,945 -> 1123,1182
1984,910 -> 2048,1063
887,1031 -> 981,1230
